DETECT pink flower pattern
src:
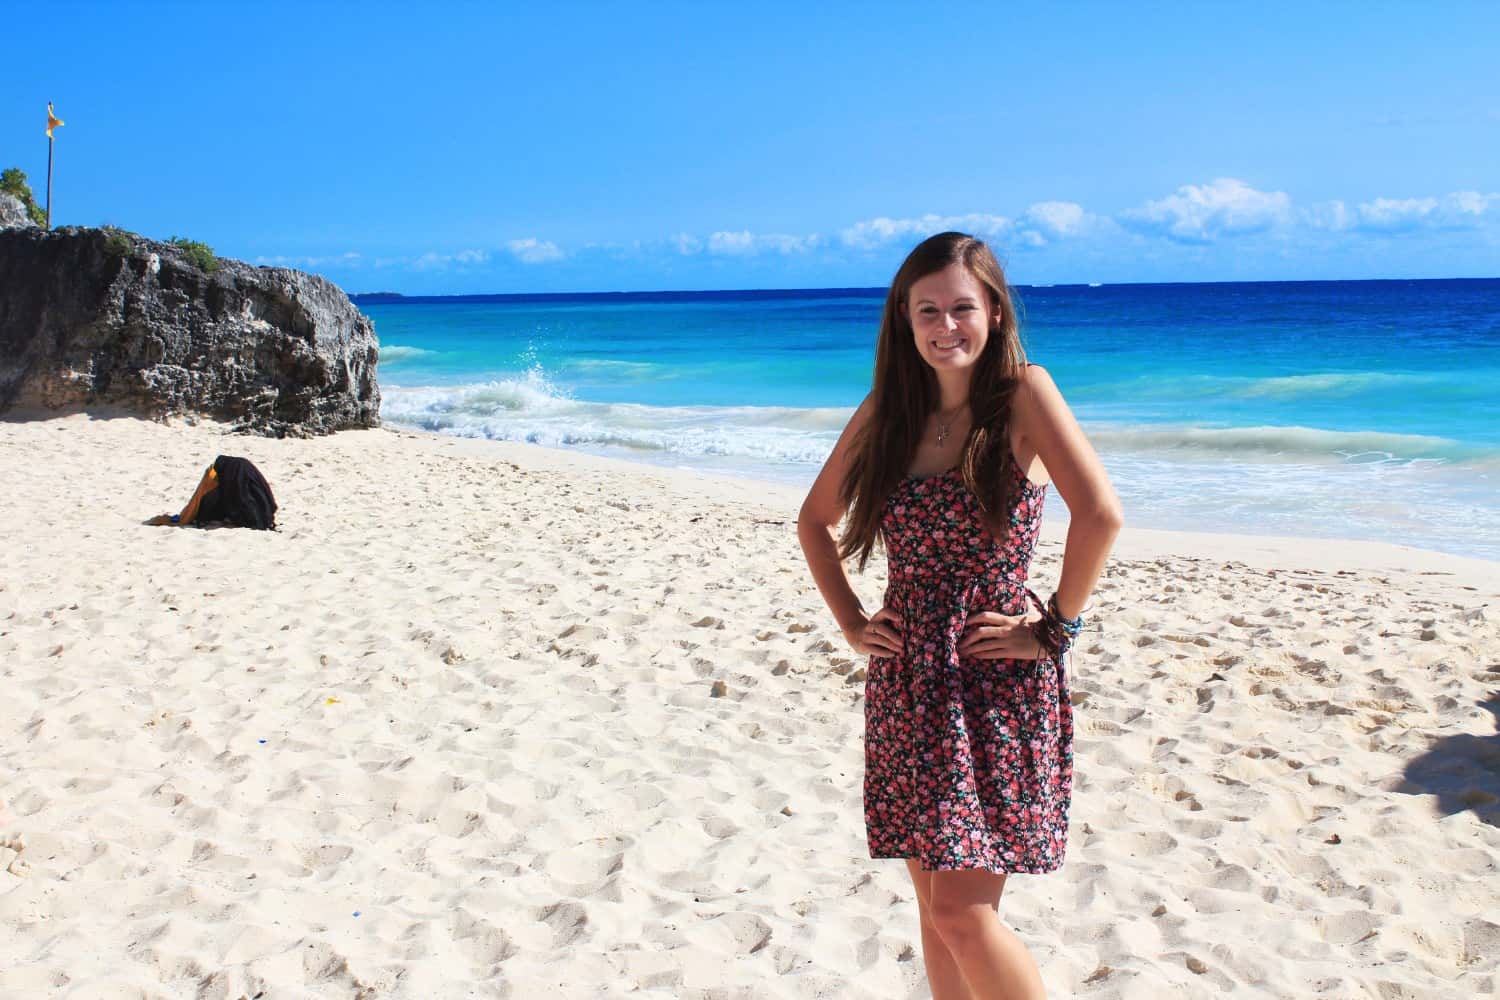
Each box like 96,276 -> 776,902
863,450 -> 1072,874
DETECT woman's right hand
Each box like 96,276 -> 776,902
843,607 -> 905,658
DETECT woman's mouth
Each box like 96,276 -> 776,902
932,337 -> 967,352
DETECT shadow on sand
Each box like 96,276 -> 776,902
0,403 -> 167,424
1397,690 -> 1500,827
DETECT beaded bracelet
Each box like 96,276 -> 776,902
1027,588 -> 1085,660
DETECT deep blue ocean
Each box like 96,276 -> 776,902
360,279 -> 1500,561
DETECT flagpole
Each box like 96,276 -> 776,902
44,102 -> 63,229
46,130 -> 54,229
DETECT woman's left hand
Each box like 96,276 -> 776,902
957,609 -> 1046,660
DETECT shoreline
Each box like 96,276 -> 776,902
13,407 -> 1500,583
383,420 -> 1500,584
3,411 -> 1498,997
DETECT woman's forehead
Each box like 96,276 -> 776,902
908,264 -> 985,302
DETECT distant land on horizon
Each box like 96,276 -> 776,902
349,275 -> 1500,306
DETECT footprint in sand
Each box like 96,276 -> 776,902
534,899 -> 591,947
1174,789 -> 1204,812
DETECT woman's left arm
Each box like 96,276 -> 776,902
1013,364 -> 1124,620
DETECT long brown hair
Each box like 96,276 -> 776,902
838,231 -> 1028,571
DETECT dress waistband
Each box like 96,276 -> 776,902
884,575 -> 1034,616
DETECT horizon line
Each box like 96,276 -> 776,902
349,274 -> 1500,303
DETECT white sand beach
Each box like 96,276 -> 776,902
2,413 -> 1497,998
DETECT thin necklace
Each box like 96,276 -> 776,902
934,401 -> 968,446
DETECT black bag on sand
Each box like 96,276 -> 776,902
197,456 -> 278,530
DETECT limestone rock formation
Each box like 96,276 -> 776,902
0,225 -> 380,436
0,193 -> 36,230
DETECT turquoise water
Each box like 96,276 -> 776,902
363,280 -> 1500,561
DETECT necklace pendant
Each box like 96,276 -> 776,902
936,426 -> 949,446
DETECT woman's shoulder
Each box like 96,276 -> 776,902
1009,362 -> 1060,434
1015,361 -> 1058,398
845,391 -> 877,431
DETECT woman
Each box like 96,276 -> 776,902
797,232 -> 1122,998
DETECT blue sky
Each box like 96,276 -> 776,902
5,2 -> 1498,293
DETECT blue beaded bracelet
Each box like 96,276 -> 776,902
1027,589 -> 1084,659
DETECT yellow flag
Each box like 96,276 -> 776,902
46,102 -> 64,139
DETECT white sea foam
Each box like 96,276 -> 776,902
380,379 -> 1500,557
378,345 -> 437,364
1095,449 -> 1500,560
1087,422 -> 1491,465
1227,370 -> 1443,399
380,377 -> 851,467
383,379 -> 1497,471
566,358 -> 664,378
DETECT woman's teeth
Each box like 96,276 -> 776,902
933,338 -> 966,350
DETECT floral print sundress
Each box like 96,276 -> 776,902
863,448 -> 1073,874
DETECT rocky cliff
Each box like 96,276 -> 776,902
0,193 -> 34,230
0,213 -> 380,436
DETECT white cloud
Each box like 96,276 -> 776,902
254,251 -> 362,268
507,238 -> 564,263
840,213 -> 1010,249
1301,190 -> 1499,233
759,233 -> 822,254
413,249 -> 491,270
704,230 -> 822,255
1354,191 -> 1497,231
1023,201 -> 1085,235
1119,178 -> 1292,244
708,230 -> 755,254
1301,200 -> 1354,231
309,182 -> 1500,282
1015,201 -> 1096,246
1359,196 -> 1441,231
1449,190 -> 1497,216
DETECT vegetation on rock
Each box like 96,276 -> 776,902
1,168 -> 47,227
168,235 -> 219,273
101,226 -> 133,257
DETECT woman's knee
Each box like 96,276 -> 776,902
927,900 -> 991,949
926,869 -> 1005,948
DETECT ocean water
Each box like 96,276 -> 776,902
361,279 -> 1500,561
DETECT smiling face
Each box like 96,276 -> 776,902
904,262 -> 994,374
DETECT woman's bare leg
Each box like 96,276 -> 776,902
178,465 -> 218,524
927,868 -> 1045,999
147,466 -> 218,526
905,859 -> 978,1000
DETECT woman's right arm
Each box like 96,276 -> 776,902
796,395 -> 903,656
